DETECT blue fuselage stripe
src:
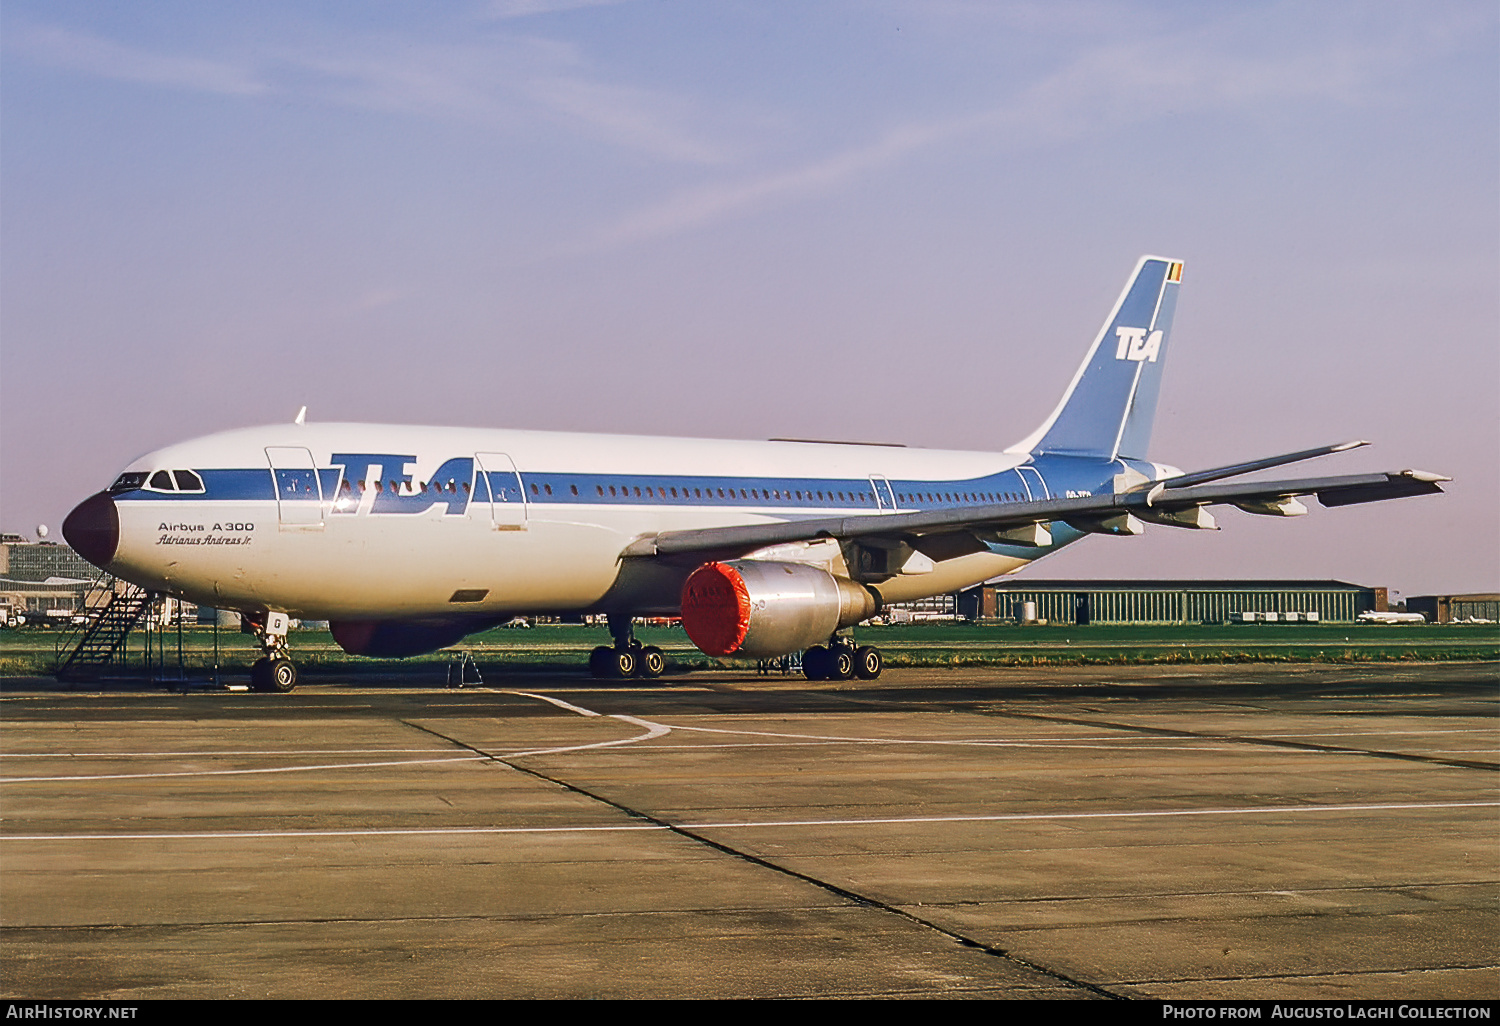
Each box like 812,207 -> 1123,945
111,455 -> 1135,511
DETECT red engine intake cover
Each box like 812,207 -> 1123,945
680,562 -> 752,656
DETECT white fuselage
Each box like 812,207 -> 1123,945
103,423 -> 1096,621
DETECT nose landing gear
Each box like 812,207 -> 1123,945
251,655 -> 298,693
246,611 -> 298,692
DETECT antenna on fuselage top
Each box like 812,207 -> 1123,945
294,406 -> 307,426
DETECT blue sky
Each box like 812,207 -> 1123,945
3,0 -> 1495,596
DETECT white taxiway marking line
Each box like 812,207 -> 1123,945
8,726 -> 1489,762
481,694 -> 671,756
494,718 -> 670,759
3,801 -> 1493,843
503,691 -> 601,717
641,722 -> 1256,748
0,748 -> 460,758
1260,728 -> 1497,738
0,754 -> 496,783
8,689 -> 1486,783
519,716 -> 1500,754
0,697 -> 671,782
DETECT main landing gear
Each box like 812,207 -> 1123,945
246,611 -> 298,693
588,612 -> 666,680
802,638 -> 882,681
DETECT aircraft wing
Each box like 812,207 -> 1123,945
621,468 -> 1448,564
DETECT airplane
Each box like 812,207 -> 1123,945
60,256 -> 1449,691
1355,610 -> 1428,624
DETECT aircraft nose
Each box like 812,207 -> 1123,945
62,491 -> 120,569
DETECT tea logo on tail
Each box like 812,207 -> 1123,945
1114,327 -> 1163,363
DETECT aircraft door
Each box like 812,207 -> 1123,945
475,452 -> 527,530
869,475 -> 897,510
266,447 -> 324,528
1016,465 -> 1050,501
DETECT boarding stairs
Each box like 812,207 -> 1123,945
55,576 -> 156,682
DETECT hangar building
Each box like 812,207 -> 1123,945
1404,594 -> 1500,623
957,580 -> 1387,625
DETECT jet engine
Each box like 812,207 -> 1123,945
680,560 -> 878,658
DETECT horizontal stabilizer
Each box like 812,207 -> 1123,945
1158,470 -> 1449,510
1163,441 -> 1369,490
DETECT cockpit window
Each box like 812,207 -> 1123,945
148,470 -> 176,491
173,470 -> 205,492
108,472 -> 148,494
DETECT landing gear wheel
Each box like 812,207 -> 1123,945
610,647 -> 637,679
802,646 -> 830,681
268,657 -> 298,693
830,646 -> 855,681
853,645 -> 882,680
637,646 -> 666,678
250,657 -> 271,692
590,642 -> 647,680
589,646 -> 615,679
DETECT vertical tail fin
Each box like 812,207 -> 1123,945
1007,256 -> 1183,461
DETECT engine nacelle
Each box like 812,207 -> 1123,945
680,560 -> 878,658
329,618 -> 490,658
